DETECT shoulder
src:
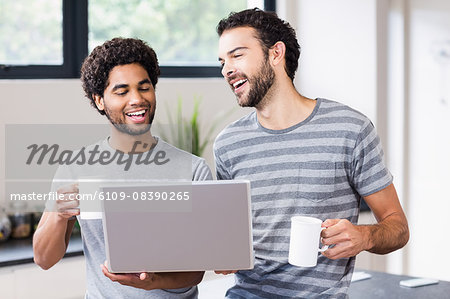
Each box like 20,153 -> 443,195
214,111 -> 257,151
317,98 -> 370,122
315,98 -> 373,133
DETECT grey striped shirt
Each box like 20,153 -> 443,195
213,98 -> 392,298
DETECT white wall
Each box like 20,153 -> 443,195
406,0 -> 450,281
294,0 -> 377,121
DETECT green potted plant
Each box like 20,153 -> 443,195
157,95 -> 233,157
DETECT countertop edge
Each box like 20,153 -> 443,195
0,234 -> 83,267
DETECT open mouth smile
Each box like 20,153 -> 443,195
125,109 -> 147,123
231,78 -> 248,93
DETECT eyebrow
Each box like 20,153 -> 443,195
111,79 -> 152,91
111,84 -> 128,92
138,78 -> 152,85
218,46 -> 248,61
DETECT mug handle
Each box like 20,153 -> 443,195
318,227 -> 329,252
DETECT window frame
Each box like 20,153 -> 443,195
0,0 -> 275,79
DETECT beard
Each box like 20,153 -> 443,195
104,105 -> 155,136
237,59 -> 275,108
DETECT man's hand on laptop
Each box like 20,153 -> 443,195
101,261 -> 155,290
55,183 -> 80,219
101,261 -> 205,290
214,270 -> 238,275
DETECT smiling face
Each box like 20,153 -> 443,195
94,63 -> 156,136
218,27 -> 275,108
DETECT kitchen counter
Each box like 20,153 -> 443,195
349,269 -> 450,298
198,269 -> 450,298
0,234 -> 83,267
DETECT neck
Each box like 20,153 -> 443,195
255,78 -> 316,130
109,127 -> 156,153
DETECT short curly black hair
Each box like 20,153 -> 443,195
80,37 -> 160,115
217,8 -> 300,81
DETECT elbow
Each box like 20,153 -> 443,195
33,255 -> 54,270
391,220 -> 409,252
390,212 -> 410,252
397,214 -> 410,250
400,222 -> 410,249
33,248 -> 58,270
192,271 -> 205,286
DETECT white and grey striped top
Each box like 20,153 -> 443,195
213,98 -> 392,298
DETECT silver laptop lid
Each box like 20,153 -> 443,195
101,180 -> 254,273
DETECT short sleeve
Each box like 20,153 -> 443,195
192,158 -> 213,181
213,145 -> 231,180
351,120 -> 393,197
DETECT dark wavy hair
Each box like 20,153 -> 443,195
80,37 -> 160,115
217,8 -> 300,81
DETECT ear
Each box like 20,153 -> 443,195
93,95 -> 105,111
269,41 -> 286,67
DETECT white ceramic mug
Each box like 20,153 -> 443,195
288,216 -> 329,267
78,177 -> 104,220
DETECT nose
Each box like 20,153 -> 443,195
128,89 -> 145,106
221,61 -> 235,78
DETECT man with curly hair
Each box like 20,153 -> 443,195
214,8 -> 409,298
33,37 -> 212,298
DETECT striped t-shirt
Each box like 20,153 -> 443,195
213,98 -> 392,298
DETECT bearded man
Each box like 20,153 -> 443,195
214,8 -> 409,298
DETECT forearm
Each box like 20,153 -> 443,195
33,213 -> 74,269
360,212 -> 409,254
149,271 -> 205,290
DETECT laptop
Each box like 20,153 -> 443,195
101,180 -> 254,273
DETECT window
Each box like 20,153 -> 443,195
0,0 -> 87,79
0,0 -> 275,79
0,0 -> 63,65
